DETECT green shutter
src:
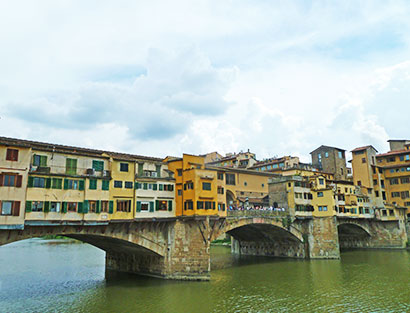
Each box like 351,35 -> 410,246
155,200 -> 159,211
159,184 -> 163,191
149,202 -> 154,212
136,201 -> 141,212
66,158 -> 77,175
170,185 -> 174,191
102,180 -> 109,191
64,179 -> 69,190
168,201 -> 173,211
92,160 -> 104,171
62,202 -> 67,213
213,202 -> 216,210
28,176 -> 34,188
83,201 -> 89,213
44,201 -> 50,213
153,184 -> 157,191
79,180 -> 85,191
78,202 -> 83,213
138,163 -> 143,176
25,201 -> 32,212
135,182 -> 139,189
109,201 -> 114,214
89,179 -> 97,190
143,183 -> 148,190
96,201 -> 101,213
45,177 -> 51,189
40,155 -> 47,167
156,165 -> 161,178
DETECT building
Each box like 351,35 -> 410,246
205,150 -> 257,169
310,145 -> 348,181
248,156 -> 302,172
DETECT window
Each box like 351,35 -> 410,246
262,184 -> 264,187
197,201 -> 204,210
33,177 -> 46,188
226,173 -> 236,185
50,202 -> 60,213
125,181 -> 133,189
375,191 -> 379,197
92,160 -> 104,171
357,181 -> 361,186
391,192 -> 400,198
341,168 -> 344,175
318,206 -> 328,211
184,200 -> 193,210
362,158 -> 366,163
338,151 -> 343,159
389,178 -> 399,185
400,155 -> 404,161
325,152 -> 329,158
177,169 -> 182,176
114,180 -> 123,188
32,201 -> 43,212
202,182 -> 211,190
102,180 -> 109,190
67,202 -> 77,212
89,179 -> 97,190
52,178 -> 62,189
101,201 -> 109,212
217,173 -> 224,180
33,154 -> 47,167
66,179 -> 80,190
88,201 -> 97,213
387,157 -> 396,163
156,200 -> 168,211
382,191 -> 386,200
318,153 -> 322,161
178,189 -> 182,196
184,182 -> 194,190
317,192 -> 324,197
117,200 -> 131,212
217,186 -> 224,194
244,182 -> 247,186
401,191 -> 409,199
140,202 -> 149,211
1,201 -> 12,215
401,177 -> 410,184
120,163 -> 129,172
66,158 -> 77,175
318,178 -> 324,185
1,174 -> 22,187
6,149 -> 18,161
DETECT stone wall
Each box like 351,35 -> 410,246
304,216 -> 340,259
232,238 -> 305,258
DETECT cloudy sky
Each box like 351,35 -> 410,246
1,1 -> 410,162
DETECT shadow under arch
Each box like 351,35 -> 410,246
337,222 -> 372,250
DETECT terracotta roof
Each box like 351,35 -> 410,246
0,136 -> 162,162
376,149 -> 410,157
351,145 -> 378,153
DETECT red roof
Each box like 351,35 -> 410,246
376,149 -> 409,157
351,145 -> 378,153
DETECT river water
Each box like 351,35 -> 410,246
0,239 -> 409,313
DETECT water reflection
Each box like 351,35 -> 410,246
0,239 -> 409,313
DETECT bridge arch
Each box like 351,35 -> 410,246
0,224 -> 167,257
214,216 -> 305,258
337,222 -> 371,249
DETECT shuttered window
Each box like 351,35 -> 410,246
102,180 -> 109,190
66,158 -> 77,175
33,155 -> 47,167
51,178 -> 62,189
1,200 -> 21,216
89,179 -> 97,190
6,149 -> 18,161
92,160 -> 104,171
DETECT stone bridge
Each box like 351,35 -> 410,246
0,212 -> 408,281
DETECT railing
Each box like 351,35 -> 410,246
227,209 -> 290,218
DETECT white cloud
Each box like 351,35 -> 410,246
1,1 -> 410,161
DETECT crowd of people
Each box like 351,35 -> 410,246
228,205 -> 287,212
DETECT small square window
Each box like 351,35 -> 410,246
120,163 -> 129,172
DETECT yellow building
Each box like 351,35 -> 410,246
135,158 -> 175,218
0,139 -> 31,229
25,146 -> 112,223
166,154 -> 218,217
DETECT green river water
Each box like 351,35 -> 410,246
0,239 -> 409,313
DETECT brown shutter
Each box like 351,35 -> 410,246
12,201 -> 20,216
16,175 -> 22,187
0,174 -> 3,187
6,149 -> 12,161
13,150 -> 18,161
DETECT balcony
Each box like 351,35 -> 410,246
30,166 -> 51,174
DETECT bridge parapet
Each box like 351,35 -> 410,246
227,210 -> 289,218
